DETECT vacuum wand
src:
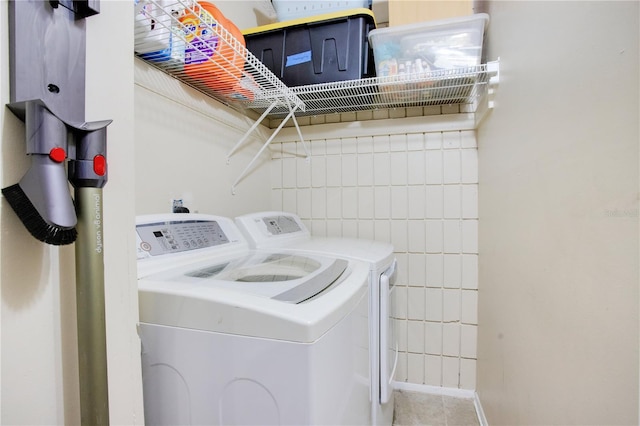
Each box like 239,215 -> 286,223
70,126 -> 110,426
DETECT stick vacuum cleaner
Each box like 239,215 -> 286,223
4,1 -> 111,424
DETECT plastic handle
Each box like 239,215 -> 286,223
379,274 -> 397,404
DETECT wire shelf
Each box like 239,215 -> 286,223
250,64 -> 495,118
134,0 -> 304,113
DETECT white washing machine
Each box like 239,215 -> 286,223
135,213 -> 371,425
235,212 -> 398,426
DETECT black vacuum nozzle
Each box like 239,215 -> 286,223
2,183 -> 78,245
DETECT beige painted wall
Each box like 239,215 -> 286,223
476,1 -> 639,424
133,60 -> 274,217
389,0 -> 472,26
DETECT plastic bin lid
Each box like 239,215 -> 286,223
368,12 -> 489,42
243,8 -> 376,36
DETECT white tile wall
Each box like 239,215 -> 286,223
269,128 -> 479,391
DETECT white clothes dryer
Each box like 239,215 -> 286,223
235,212 -> 398,426
136,213 -> 371,426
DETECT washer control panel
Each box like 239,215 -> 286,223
136,219 -> 229,258
262,215 -> 303,236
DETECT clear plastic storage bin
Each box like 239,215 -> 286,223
368,13 -> 489,77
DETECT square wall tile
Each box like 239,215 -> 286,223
358,220 -> 375,241
424,355 -> 442,386
425,254 -> 443,288
282,157 -> 296,188
408,186 -> 426,219
375,220 -> 391,243
395,253 -> 408,287
391,187 -> 408,219
270,159 -> 282,189
326,188 -> 341,219
311,188 -> 326,219
460,324 -> 477,359
426,151 -> 443,184
462,185 -> 478,219
358,153 -> 374,186
443,131 -> 461,149
407,353 -> 425,384
407,288 -> 426,321
325,138 -> 341,155
310,139 -> 326,155
462,220 -> 478,254
443,289 -> 461,322
391,151 -> 408,185
407,220 -> 425,253
461,290 -> 478,324
442,356 -> 459,388
342,154 -> 358,187
396,319 -> 408,352
424,322 -> 443,355
426,186 -> 443,219
282,141 -> 297,157
460,130 -> 477,148
269,143 -> 283,159
270,189 -> 282,210
390,134 -> 406,151
283,188 -> 296,213
425,132 -> 442,150
326,220 -> 342,237
297,157 -> 311,188
341,111 -> 358,123
395,286 -> 408,320
408,152 -> 426,185
425,287 -> 443,321
442,323 -> 460,357
358,187 -> 374,219
357,135 -> 374,153
461,149 -> 478,184
297,188 -> 311,218
374,153 -> 391,185
443,150 -> 461,184
443,221 -> 461,253
311,156 -> 326,188
407,133 -> 424,151
407,320 -> 425,352
374,187 -> 391,218
443,185 -> 461,219
443,254 -> 462,289
342,137 -> 358,154
425,220 -> 443,253
407,253 -> 426,287
342,220 -> 358,238
462,255 -> 478,289
356,111 -> 373,121
326,155 -> 342,187
396,352 -> 408,382
310,220 -> 326,237
390,220 -> 408,252
459,358 -> 477,390
373,135 -> 390,152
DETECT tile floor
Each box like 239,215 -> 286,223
393,390 -> 480,426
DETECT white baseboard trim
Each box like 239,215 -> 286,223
391,382 -> 489,426
473,392 -> 489,426
392,381 -> 475,399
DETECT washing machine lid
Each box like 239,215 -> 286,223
143,251 -> 348,303
236,211 -> 395,270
